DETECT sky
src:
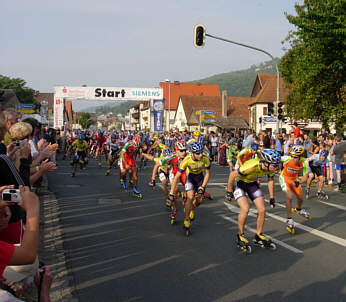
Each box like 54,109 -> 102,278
1,0 -> 299,110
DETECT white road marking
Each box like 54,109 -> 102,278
315,200 -> 346,211
265,198 -> 346,211
222,203 -> 303,254
249,200 -> 346,248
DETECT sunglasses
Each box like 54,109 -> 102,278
179,149 -> 187,152
270,164 -> 280,168
193,152 -> 202,155
292,156 -> 300,159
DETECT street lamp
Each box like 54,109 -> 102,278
40,99 -> 48,126
194,25 -> 280,133
165,79 -> 171,131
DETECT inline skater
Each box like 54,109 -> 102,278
119,139 -> 142,198
105,133 -> 121,176
280,146 -> 310,234
150,141 -> 187,224
225,149 -> 281,252
235,143 -> 259,168
186,130 -> 201,147
169,142 -> 210,236
68,134 -> 89,177
95,130 -> 107,167
226,143 -> 259,199
148,147 -> 172,207
306,149 -> 329,200
226,141 -> 240,172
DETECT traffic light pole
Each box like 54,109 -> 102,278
205,33 -> 280,133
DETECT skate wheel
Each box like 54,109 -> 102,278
245,245 -> 252,254
269,243 -> 277,250
170,219 -> 175,225
307,216 -> 312,220
286,226 -> 295,235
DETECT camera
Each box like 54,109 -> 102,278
2,189 -> 22,203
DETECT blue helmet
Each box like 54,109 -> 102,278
259,149 -> 281,164
128,134 -> 133,140
251,143 -> 259,151
320,150 -> 329,157
190,142 -> 204,154
163,148 -> 173,157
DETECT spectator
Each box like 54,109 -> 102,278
0,117 -> 7,155
283,134 -> 291,155
242,129 -> 253,149
274,133 -> 282,155
262,130 -> 271,148
2,110 -> 19,147
303,133 -> 313,158
291,122 -> 301,139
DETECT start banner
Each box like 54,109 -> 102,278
54,86 -> 163,101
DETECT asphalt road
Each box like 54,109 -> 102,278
47,158 -> 346,302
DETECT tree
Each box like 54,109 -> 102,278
78,112 -> 93,129
0,75 -> 37,104
279,0 -> 346,132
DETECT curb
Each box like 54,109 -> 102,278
38,176 -> 79,302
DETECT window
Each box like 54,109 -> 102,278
263,107 -> 267,115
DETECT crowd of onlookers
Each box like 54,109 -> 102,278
0,109 -> 56,301
195,123 -> 345,191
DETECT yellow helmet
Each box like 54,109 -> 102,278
193,130 -> 201,136
291,145 -> 304,156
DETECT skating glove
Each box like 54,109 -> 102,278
226,191 -> 234,201
168,193 -> 175,202
294,181 -> 300,187
197,186 -> 205,195
149,179 -> 156,188
269,198 -> 276,208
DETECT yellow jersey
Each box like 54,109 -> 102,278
72,140 -> 88,152
178,153 -> 210,175
236,158 -> 275,183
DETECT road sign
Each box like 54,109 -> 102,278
18,104 -> 35,109
18,108 -> 35,114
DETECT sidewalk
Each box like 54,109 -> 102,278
37,176 -> 78,302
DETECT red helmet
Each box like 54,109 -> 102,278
175,140 -> 186,151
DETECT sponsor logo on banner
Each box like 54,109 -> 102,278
153,99 -> 165,132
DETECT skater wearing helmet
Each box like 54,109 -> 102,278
280,146 -> 310,234
306,149 -> 329,200
225,149 -> 281,252
169,142 -> 210,236
235,143 -> 259,169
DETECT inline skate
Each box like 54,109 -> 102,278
286,218 -> 295,234
236,233 -> 252,254
133,186 -> 143,199
105,169 -> 111,176
183,219 -> 191,236
170,208 -> 178,225
292,208 -> 311,220
317,191 -> 328,200
253,233 -> 276,250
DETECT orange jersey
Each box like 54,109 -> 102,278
281,156 -> 308,180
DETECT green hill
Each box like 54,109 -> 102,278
191,58 -> 280,96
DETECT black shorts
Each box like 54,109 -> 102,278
309,162 -> 322,177
234,180 -> 264,201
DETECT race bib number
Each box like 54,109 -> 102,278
234,188 -> 243,199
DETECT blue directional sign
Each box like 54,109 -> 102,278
201,110 -> 215,115
18,104 -> 35,109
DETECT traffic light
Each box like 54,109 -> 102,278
268,103 -> 274,116
278,102 -> 284,120
193,24 -> 206,48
